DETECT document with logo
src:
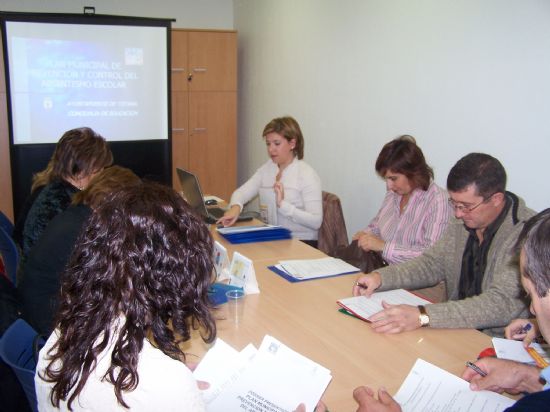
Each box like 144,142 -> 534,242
195,335 -> 332,412
394,359 -> 515,411
337,289 -> 431,322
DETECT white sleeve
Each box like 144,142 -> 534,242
278,166 -> 323,230
229,167 -> 265,211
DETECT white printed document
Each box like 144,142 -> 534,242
194,335 -> 332,412
277,257 -> 360,280
394,359 -> 515,411
193,339 -> 258,404
337,289 -> 431,321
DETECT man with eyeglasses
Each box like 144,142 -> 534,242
353,153 -> 534,336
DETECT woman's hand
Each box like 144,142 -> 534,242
186,361 -> 210,390
357,233 -> 385,253
274,181 -> 285,207
217,205 -> 241,227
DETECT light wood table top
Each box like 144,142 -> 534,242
183,234 -> 494,411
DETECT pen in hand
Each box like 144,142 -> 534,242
355,281 -> 367,290
466,361 -> 487,377
520,323 -> 532,334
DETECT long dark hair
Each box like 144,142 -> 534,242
42,182 -> 216,409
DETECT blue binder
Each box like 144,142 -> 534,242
217,225 -> 291,244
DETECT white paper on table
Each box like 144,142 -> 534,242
278,257 -> 359,279
228,252 -> 260,294
259,187 -> 277,225
492,337 -> 549,365
394,359 -> 515,412
193,339 -> 258,404
213,241 -> 230,281
206,335 -> 332,412
337,289 -> 431,321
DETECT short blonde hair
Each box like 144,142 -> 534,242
262,116 -> 304,159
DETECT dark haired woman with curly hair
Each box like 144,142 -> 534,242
35,182 -> 216,411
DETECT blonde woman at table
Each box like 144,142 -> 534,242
218,116 -> 323,247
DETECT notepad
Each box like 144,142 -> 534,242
492,337 -> 550,367
337,289 -> 431,322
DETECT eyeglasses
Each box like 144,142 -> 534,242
448,194 -> 494,213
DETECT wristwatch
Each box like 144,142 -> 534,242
418,305 -> 430,327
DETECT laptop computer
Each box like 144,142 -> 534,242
176,167 -> 253,224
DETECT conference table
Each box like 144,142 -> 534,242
181,222 -> 496,411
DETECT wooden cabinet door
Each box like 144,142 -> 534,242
171,90 -> 189,190
188,31 -> 237,91
188,91 -> 237,200
171,30 -> 188,92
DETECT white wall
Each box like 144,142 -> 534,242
234,0 -> 550,237
0,0 -> 233,29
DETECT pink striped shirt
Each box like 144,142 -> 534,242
364,182 -> 452,264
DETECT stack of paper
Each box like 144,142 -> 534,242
394,359 -> 515,411
217,225 -> 291,244
337,289 -> 431,322
193,336 -> 332,412
269,257 -> 360,282
492,337 -> 550,367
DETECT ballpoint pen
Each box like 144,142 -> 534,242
520,323 -> 532,334
355,281 -> 367,289
466,361 -> 487,377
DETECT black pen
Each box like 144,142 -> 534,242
466,361 -> 487,377
355,281 -> 367,289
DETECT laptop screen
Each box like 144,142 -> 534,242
176,168 -> 208,215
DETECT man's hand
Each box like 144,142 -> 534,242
505,318 -> 540,347
461,357 -> 543,395
353,386 -> 402,412
367,302 -> 422,334
353,273 -> 382,297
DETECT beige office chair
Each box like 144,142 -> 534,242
318,191 -> 349,257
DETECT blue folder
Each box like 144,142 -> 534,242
217,225 -> 291,244
267,265 -> 359,283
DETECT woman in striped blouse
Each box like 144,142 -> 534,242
353,136 -> 452,264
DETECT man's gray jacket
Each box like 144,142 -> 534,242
377,194 -> 535,336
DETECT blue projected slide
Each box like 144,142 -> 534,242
6,21 -> 168,144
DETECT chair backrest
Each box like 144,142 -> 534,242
0,210 -> 14,237
0,226 -> 19,285
318,191 -> 349,257
0,318 -> 45,412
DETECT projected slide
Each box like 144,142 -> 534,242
6,21 -> 168,144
